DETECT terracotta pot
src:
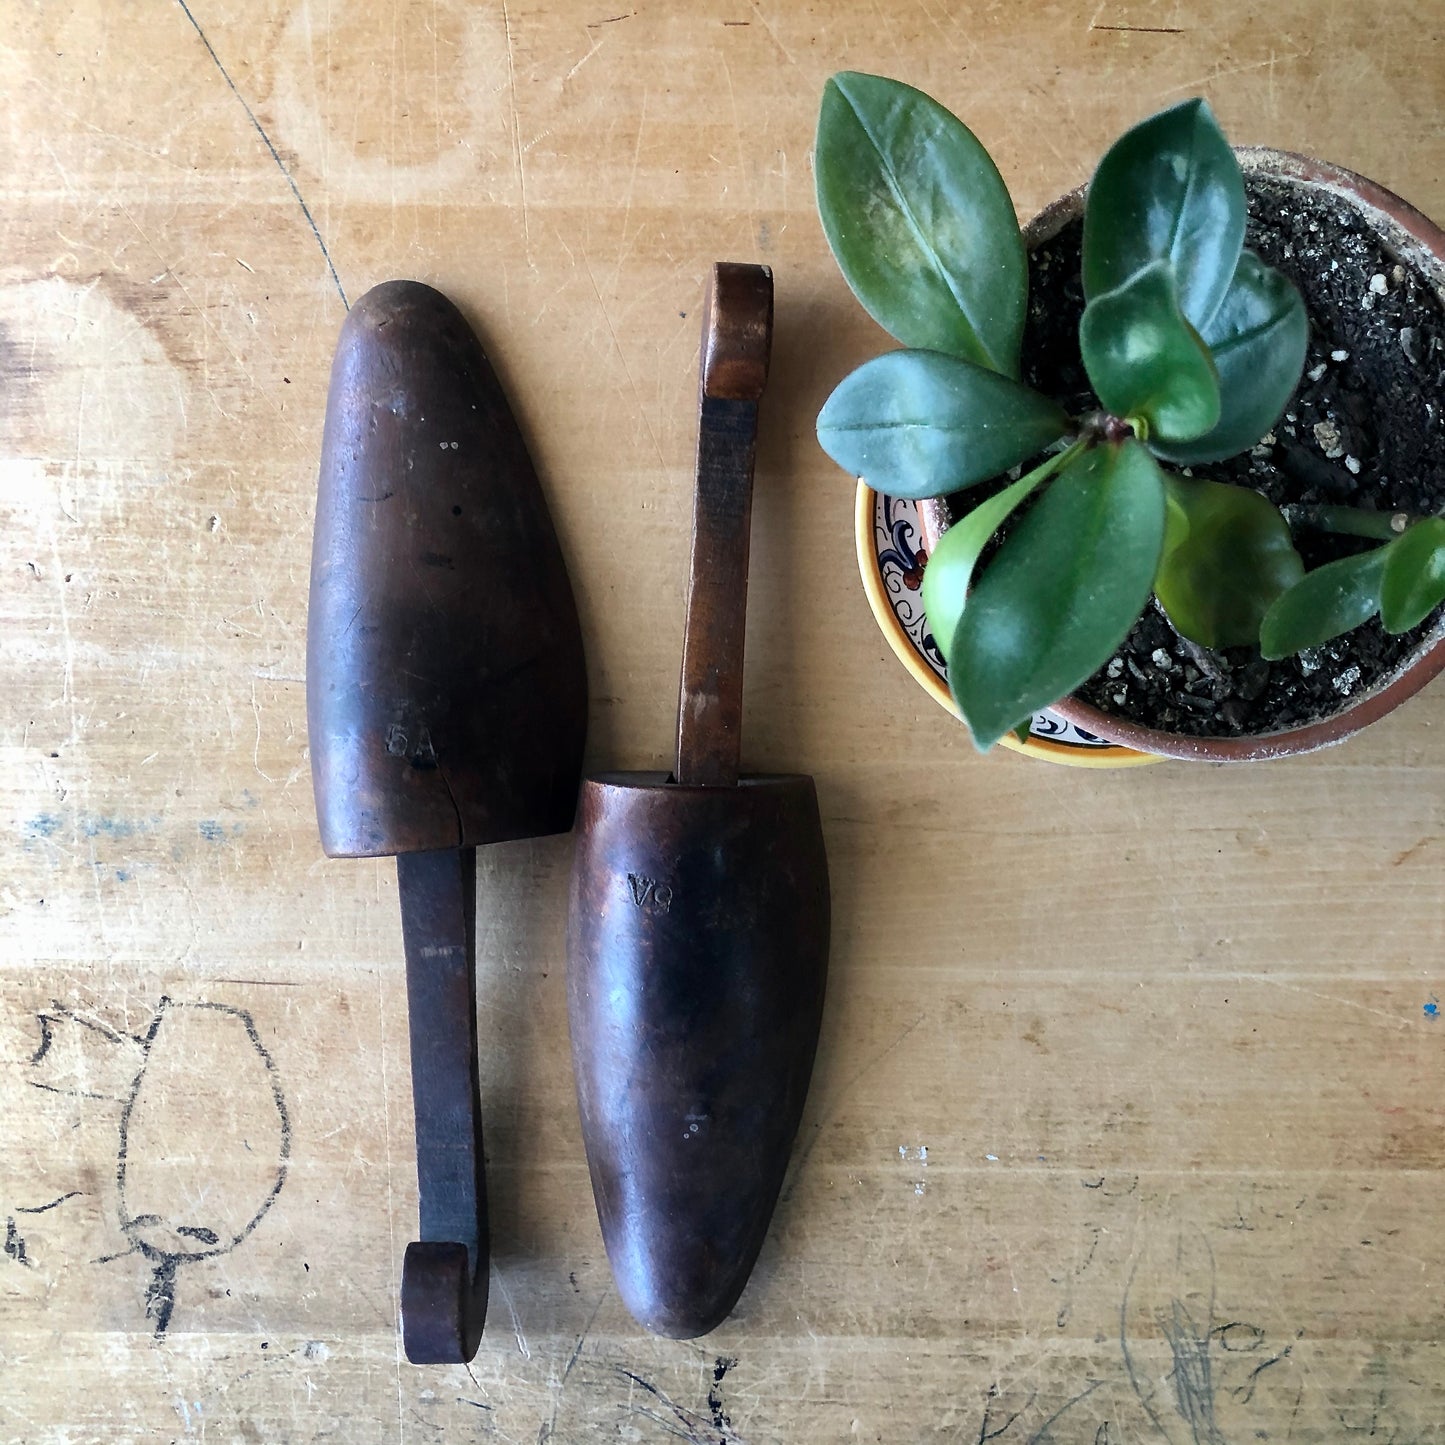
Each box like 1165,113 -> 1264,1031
918,148 -> 1445,762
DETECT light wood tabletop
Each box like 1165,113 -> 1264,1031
2,3 -> 1442,1441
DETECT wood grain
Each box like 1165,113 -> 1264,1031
2,1 -> 1443,1441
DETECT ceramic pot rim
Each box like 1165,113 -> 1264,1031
924,148 -> 1445,763
854,483 -> 1162,766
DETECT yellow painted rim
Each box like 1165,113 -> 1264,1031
854,483 -> 1159,768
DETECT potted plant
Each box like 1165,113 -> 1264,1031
814,73 -> 1445,758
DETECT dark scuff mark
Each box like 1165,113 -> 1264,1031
976,1385 -> 1033,1443
4,1218 -> 33,1268
15,1191 -> 82,1214
563,1288 -> 609,1383
616,1367 -> 735,1445
144,1255 -> 180,1332
708,1356 -> 737,1431
1025,1379 -> 1105,1443
29,1080 -> 128,1103
1231,1346 -> 1293,1406
29,1012 -> 55,1065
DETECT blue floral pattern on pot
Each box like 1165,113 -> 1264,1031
872,493 -> 1112,749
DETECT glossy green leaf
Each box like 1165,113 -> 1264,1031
1380,516 -> 1445,633
1162,482 -> 1191,556
1079,260 -> 1220,443
949,440 -> 1167,750
1155,250 -> 1308,465
1259,548 -> 1388,659
815,72 -> 1027,375
1082,98 -> 1245,331
816,350 -> 1069,499
921,466 -> 1057,659
1154,478 -> 1304,648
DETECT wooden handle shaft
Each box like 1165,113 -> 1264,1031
674,263 -> 774,787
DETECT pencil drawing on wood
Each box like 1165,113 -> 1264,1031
27,998 -> 290,1334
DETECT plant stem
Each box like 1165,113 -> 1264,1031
1020,436 -> 1090,491
1078,410 -> 1138,445
1282,503 -> 1417,541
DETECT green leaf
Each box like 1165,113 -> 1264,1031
1163,482 -> 1191,556
1082,98 -> 1245,331
1155,250 -> 1308,465
815,72 -> 1028,375
816,350 -> 1069,499
949,440 -> 1167,749
921,465 -> 1057,658
1259,548 -> 1388,659
1380,517 -> 1445,633
1079,260 -> 1221,443
1154,478 -> 1304,648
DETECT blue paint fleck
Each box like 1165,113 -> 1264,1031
115,869 -> 133,883
81,815 -> 141,839
27,812 -> 156,840
1425,1001 -> 1439,1018
198,820 -> 244,843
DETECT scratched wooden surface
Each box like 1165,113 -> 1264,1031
2,2 -> 1443,1441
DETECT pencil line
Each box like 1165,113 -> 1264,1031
174,0 -> 349,308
